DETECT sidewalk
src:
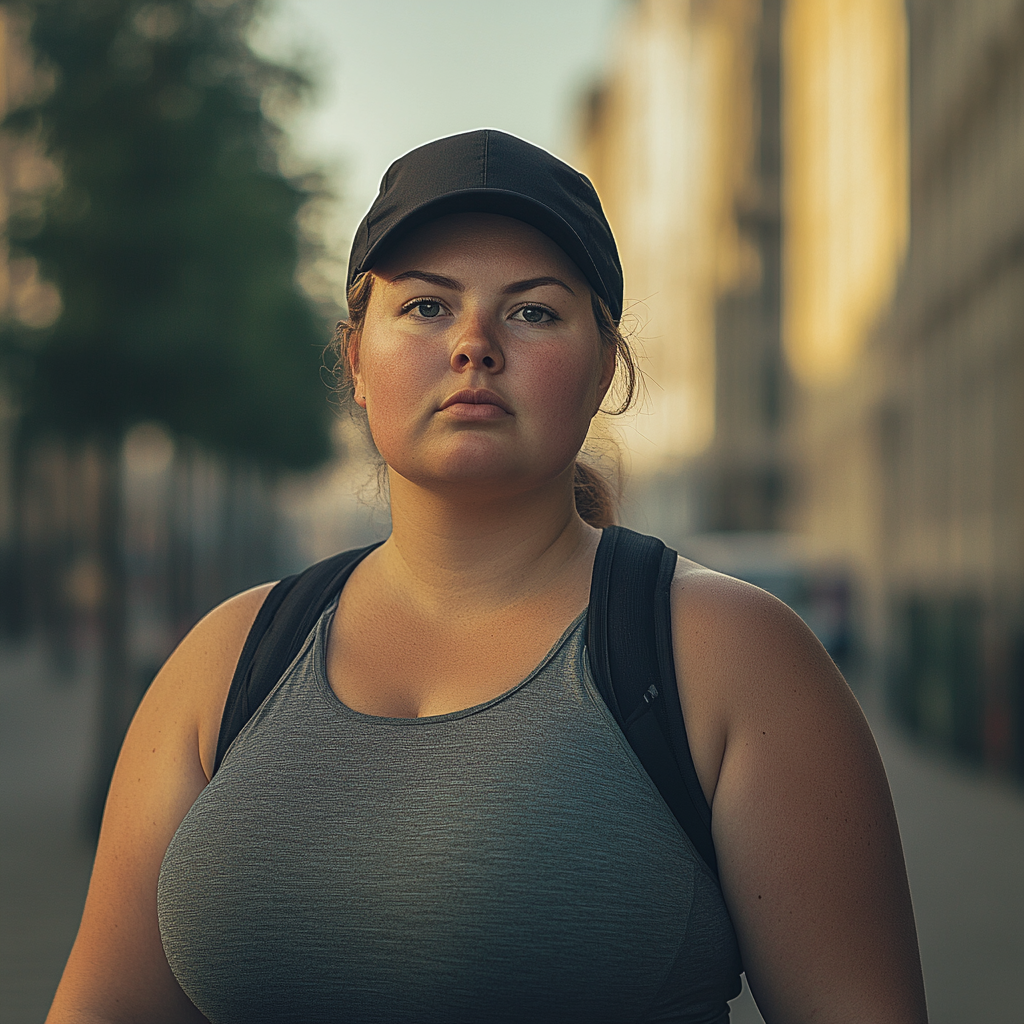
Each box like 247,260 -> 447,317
0,642 -> 98,1024
0,812 -> 94,1024
870,705 -> 1024,1023
2,646 -> 1022,1023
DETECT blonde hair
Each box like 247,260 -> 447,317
331,273 -> 639,527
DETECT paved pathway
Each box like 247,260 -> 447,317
2,646 -> 1022,1023
1,643 -> 98,1024
870,706 -> 1024,1023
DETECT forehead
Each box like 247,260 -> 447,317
372,212 -> 589,288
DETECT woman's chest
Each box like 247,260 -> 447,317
157,643 -> 739,1024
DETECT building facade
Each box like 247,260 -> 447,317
881,0 -> 1024,774
576,0 -> 1024,777
706,0 -> 786,532
793,0 -> 1024,777
576,0 -> 762,483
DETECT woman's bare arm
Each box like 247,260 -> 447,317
46,584 -> 274,1024
673,564 -> 928,1024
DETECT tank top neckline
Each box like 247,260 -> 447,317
312,601 -> 590,727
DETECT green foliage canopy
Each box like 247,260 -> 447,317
2,0 -> 333,471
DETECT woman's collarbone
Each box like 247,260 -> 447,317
327,598 -> 577,718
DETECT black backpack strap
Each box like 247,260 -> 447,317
587,525 -> 719,882
213,540 -> 383,774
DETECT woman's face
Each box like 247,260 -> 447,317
351,212 -> 615,498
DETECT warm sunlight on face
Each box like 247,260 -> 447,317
350,213 -> 614,498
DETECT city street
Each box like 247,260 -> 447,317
2,647 -> 1022,1024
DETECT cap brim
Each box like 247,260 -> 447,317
354,189 -> 609,311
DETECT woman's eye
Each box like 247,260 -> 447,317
415,301 -> 443,318
513,305 -> 554,324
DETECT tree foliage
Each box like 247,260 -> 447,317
2,0 -> 333,471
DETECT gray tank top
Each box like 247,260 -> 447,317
158,602 -> 741,1024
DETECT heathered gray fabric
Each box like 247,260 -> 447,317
158,603 -> 742,1024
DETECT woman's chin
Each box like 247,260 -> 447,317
388,453 -> 566,498
378,430 -> 580,498
398,463 -> 529,493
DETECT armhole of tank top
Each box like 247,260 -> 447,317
574,639 -> 721,887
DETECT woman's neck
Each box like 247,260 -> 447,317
376,469 -> 600,622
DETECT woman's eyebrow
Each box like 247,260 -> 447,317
389,270 -> 463,291
387,271 -> 575,296
502,277 -> 575,296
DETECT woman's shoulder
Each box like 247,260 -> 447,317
666,556 -> 927,1020
667,554 -> 857,806
669,554 -> 827,673
156,581 -> 278,780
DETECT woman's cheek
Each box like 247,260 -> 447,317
365,396 -> 424,468
362,344 -> 439,462
523,345 -> 602,447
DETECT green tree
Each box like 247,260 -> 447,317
1,0 -> 334,829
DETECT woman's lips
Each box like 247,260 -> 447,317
438,389 -> 512,420
442,403 -> 510,420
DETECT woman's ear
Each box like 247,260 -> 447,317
348,329 -> 366,408
595,346 -> 616,414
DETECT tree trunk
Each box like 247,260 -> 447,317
87,432 -> 129,840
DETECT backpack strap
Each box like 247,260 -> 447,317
588,525 -> 719,882
213,540 -> 383,774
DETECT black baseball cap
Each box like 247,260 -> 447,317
347,129 -> 624,321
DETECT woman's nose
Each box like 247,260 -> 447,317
450,314 -> 505,373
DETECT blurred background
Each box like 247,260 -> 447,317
1,1 -> 1022,1021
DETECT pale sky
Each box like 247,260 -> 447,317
251,0 -> 626,270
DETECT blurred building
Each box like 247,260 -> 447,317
782,0 -> 909,625
785,0 -> 1024,777
894,0 -> 1024,777
577,0 -> 765,536
708,0 -> 786,532
577,0 -> 797,543
856,0 -> 1024,774
780,0 -> 1024,778
575,0 -> 1024,780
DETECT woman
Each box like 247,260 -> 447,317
47,130 -> 928,1024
